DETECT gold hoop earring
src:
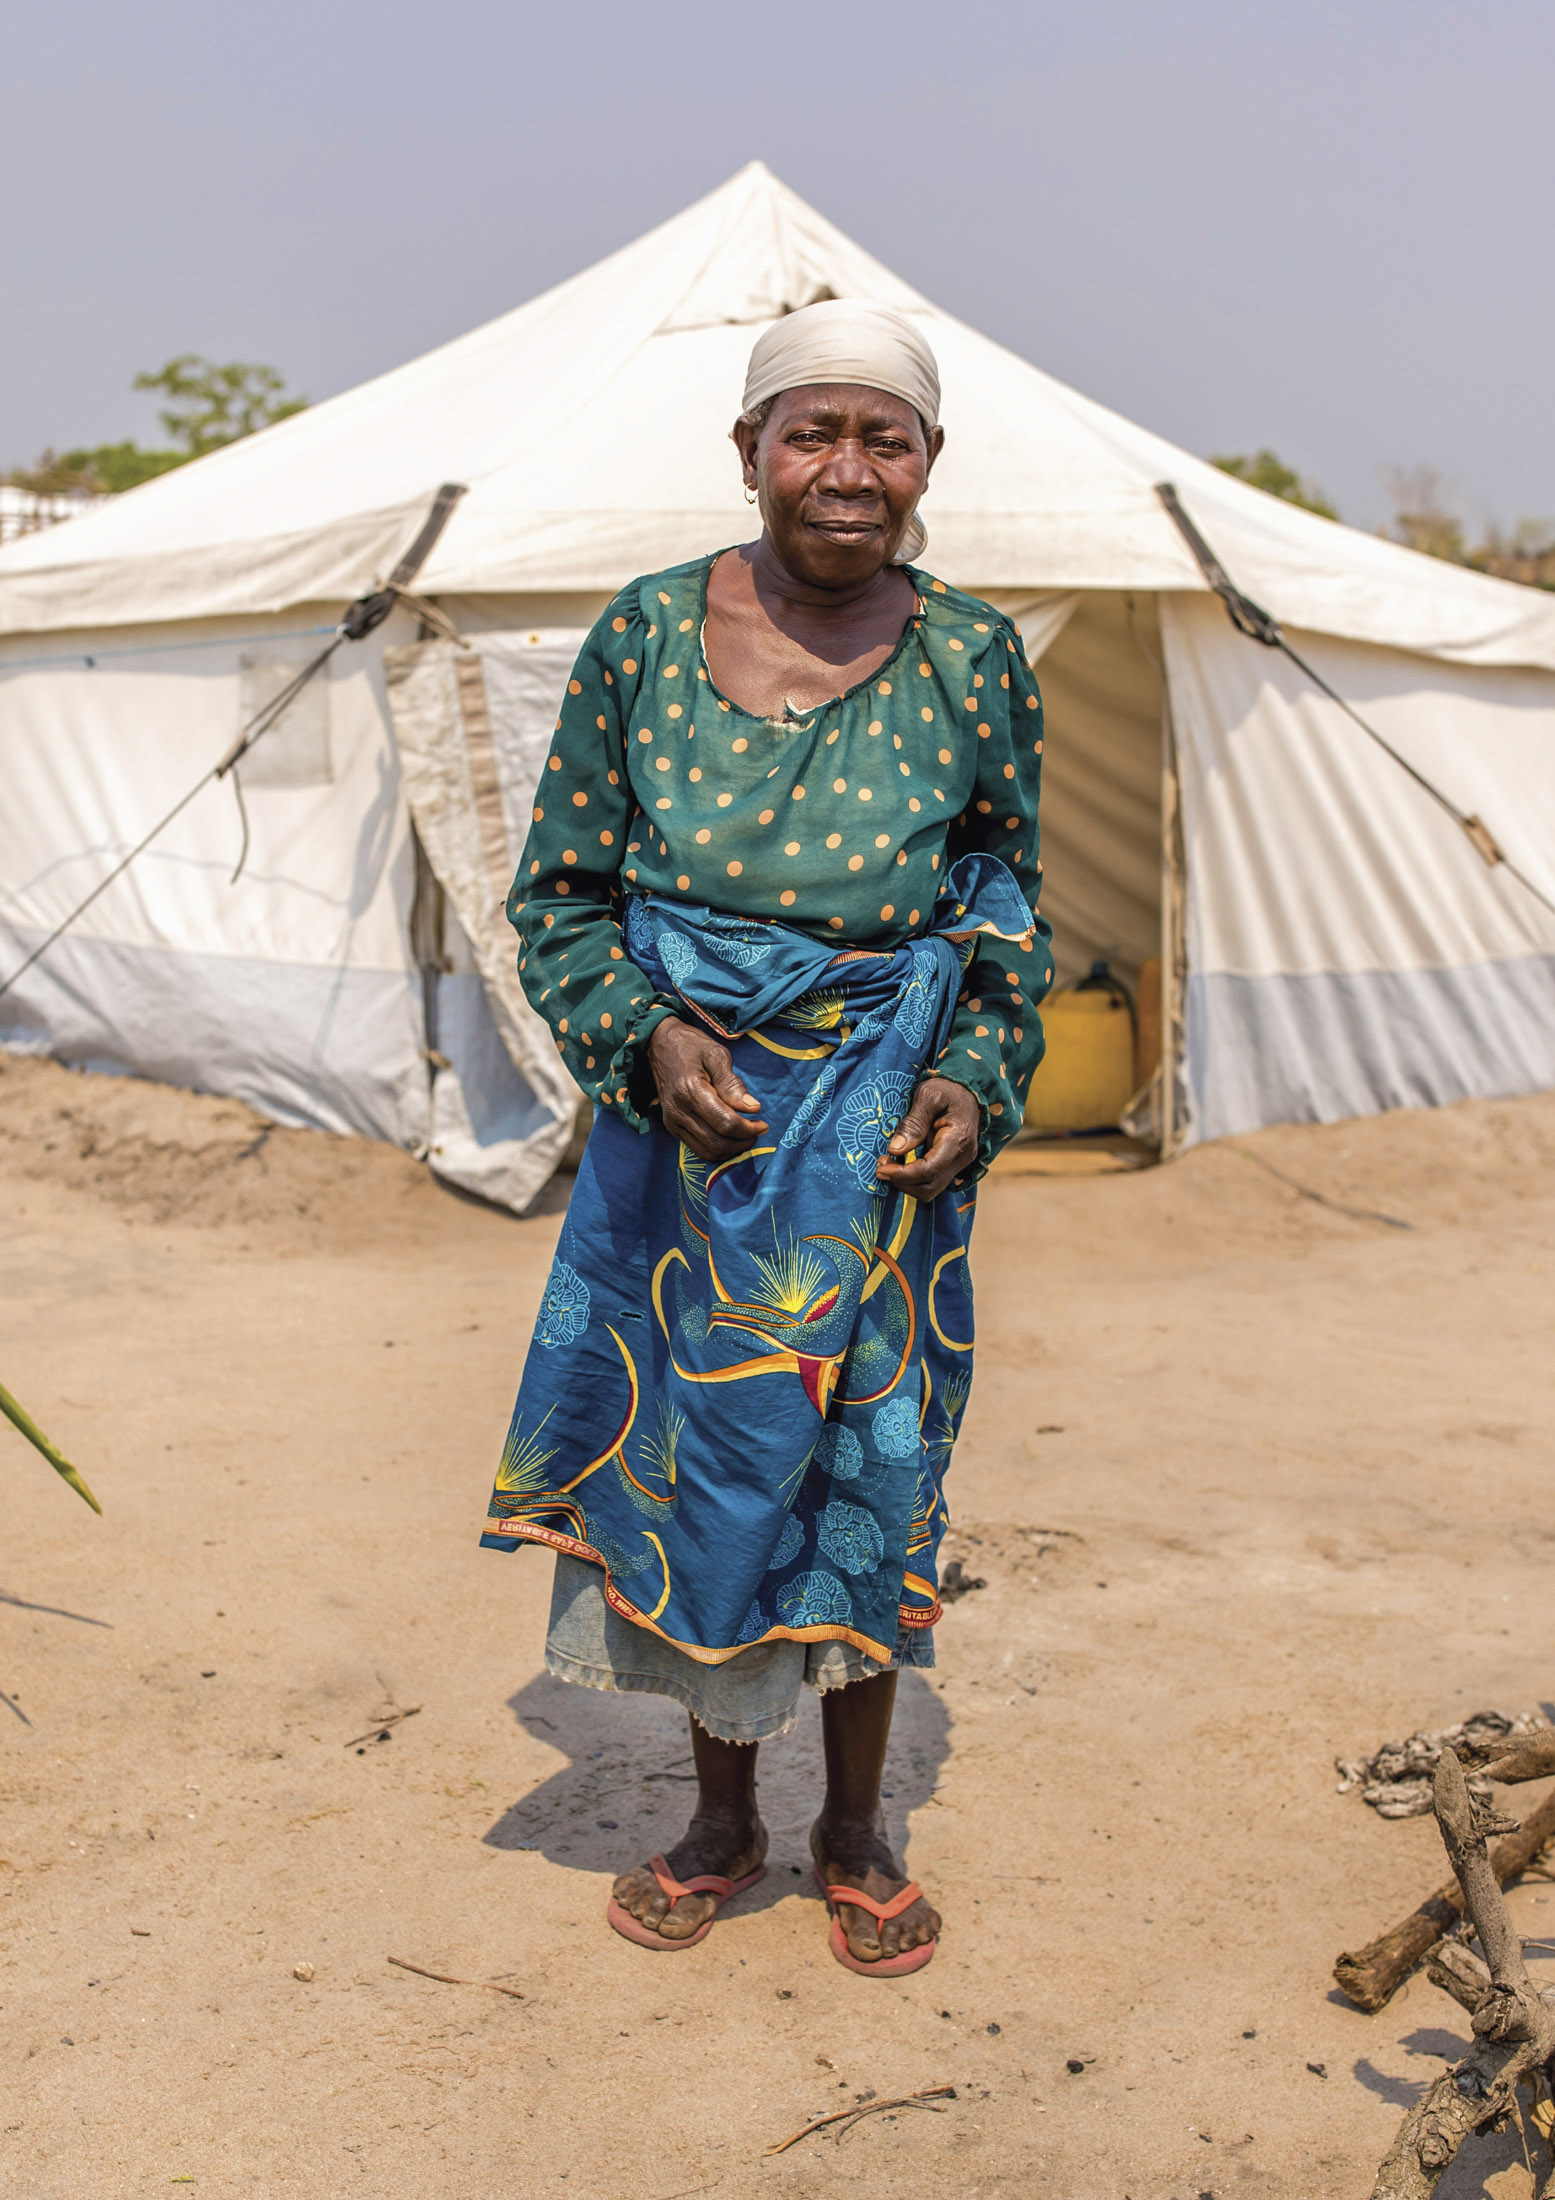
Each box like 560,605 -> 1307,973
743,483 -> 758,505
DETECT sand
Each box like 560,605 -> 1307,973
2,1050 -> 1553,2200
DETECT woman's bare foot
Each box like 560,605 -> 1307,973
810,1811 -> 941,1964
610,1806 -> 768,1943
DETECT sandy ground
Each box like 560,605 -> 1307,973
2,1053 -> 1554,2200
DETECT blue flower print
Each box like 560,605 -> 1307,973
535,1260 -> 590,1348
658,931 -> 699,989
834,1072 -> 917,1190
769,1514 -> 804,1568
813,1422 -> 864,1480
894,970 -> 934,1049
701,914 -> 774,967
736,1600 -> 770,1645
872,1395 -> 920,1458
818,1499 -> 885,1577
776,1571 -> 853,1627
622,894 -> 654,963
780,1062 -> 837,1150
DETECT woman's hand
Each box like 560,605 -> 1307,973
648,1017 -> 769,1160
874,1076 -> 981,1200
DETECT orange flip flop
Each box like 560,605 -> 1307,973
607,1853 -> 766,1951
814,1866 -> 938,1977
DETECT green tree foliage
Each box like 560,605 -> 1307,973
4,357 -> 306,498
1211,447 -> 1338,520
8,442 -> 186,496
133,355 -> 306,458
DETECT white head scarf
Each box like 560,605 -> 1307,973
740,300 -> 940,563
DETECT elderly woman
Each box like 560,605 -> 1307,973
481,300 -> 1052,1975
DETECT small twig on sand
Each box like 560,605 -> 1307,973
344,1706 -> 421,1748
387,1955 -> 524,2002
764,2085 -> 956,2155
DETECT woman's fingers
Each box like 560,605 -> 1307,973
649,1018 -> 767,1157
706,1049 -> 764,1116
676,1064 -> 767,1146
883,1085 -> 938,1163
876,1078 -> 980,1198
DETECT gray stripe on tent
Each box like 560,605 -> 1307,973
1185,955 -> 1555,1144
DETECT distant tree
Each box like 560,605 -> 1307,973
7,442 -> 185,496
1469,518 -> 1555,591
1382,465 -> 1467,562
133,355 -> 306,458
3,358 -> 306,498
1211,448 -> 1338,520
1379,466 -> 1555,591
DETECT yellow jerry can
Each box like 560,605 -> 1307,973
1024,965 -> 1137,1133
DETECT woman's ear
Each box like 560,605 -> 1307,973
730,415 -> 761,487
924,424 -> 946,479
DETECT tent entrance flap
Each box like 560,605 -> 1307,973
1017,589 -> 1165,998
987,588 -> 1171,1148
385,628 -> 588,1211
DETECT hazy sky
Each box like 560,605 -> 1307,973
5,0 -> 1551,531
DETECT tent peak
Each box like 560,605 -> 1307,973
655,161 -> 929,334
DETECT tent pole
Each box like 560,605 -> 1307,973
1158,655 -> 1188,1157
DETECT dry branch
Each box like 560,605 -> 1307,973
1370,1750 -> 1555,2199
1335,1781 -> 1555,2011
386,1955 -> 524,2001
344,1706 -> 421,1748
1425,1940 -> 1493,2014
764,2085 -> 956,2155
1485,1733 -> 1555,1786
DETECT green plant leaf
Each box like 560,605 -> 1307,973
0,1381 -> 102,1513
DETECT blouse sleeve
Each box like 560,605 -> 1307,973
508,594 -> 681,1131
935,615 -> 1055,1173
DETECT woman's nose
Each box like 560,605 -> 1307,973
817,440 -> 881,494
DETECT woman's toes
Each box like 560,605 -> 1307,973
847,1914 -> 882,1960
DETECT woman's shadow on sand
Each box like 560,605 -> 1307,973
483,1667 -> 951,1911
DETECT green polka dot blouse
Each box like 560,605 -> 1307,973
508,552 -> 1054,1172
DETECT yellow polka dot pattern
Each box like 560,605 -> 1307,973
508,554 -> 1052,1166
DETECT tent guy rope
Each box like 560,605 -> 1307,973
1156,482 -> 1555,924
0,482 -> 466,1002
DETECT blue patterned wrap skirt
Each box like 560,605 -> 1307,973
480,854 -> 1035,1668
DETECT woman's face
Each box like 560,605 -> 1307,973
734,385 -> 943,588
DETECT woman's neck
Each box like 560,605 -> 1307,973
703,542 -> 916,719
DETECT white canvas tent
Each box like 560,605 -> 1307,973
3,160 -> 1553,1204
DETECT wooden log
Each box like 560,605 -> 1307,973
1369,2047 -> 1525,2200
1335,1782 -> 1555,2012
1423,1940 -> 1492,2015
1483,1732 -> 1555,1785
1369,1751 -> 1555,2198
